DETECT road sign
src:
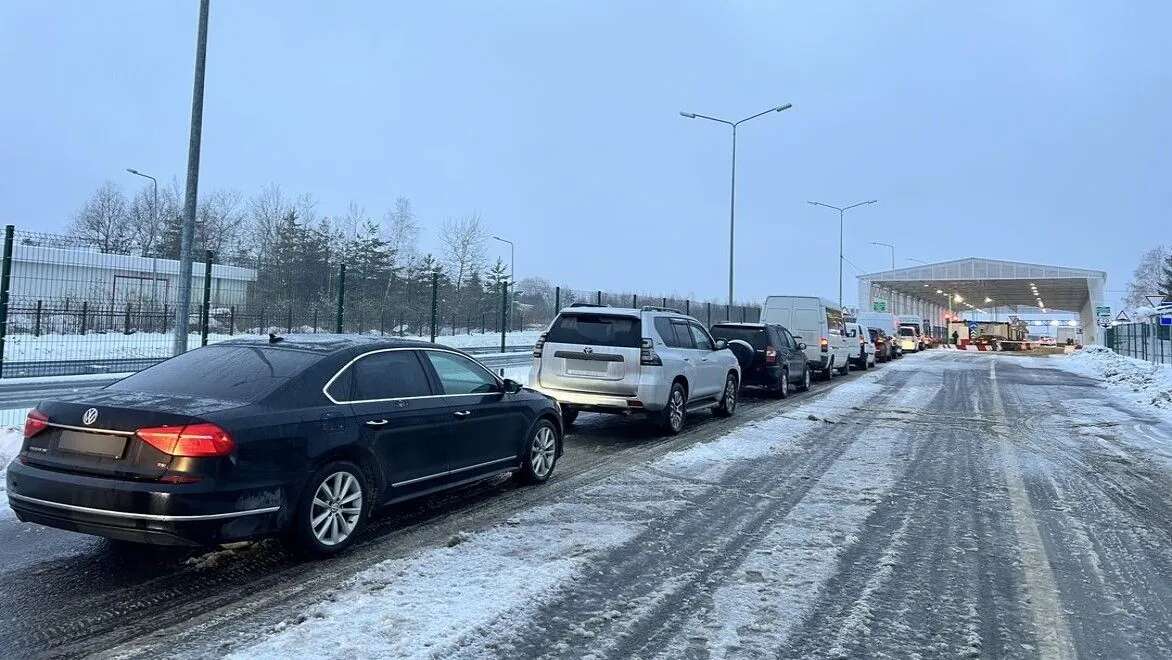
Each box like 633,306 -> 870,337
1095,304 -> 1111,318
1115,311 -> 1130,322
1144,295 -> 1168,308
1160,316 -> 1172,327
872,299 -> 888,313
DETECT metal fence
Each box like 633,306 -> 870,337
0,226 -> 761,378
1106,321 -> 1172,366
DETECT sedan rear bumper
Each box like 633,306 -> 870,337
6,459 -> 287,546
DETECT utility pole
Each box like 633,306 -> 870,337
172,0 -> 210,356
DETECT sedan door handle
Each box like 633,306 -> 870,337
452,410 -> 472,418
365,419 -> 389,427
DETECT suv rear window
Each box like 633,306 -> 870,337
547,313 -> 641,348
108,345 -> 318,402
710,325 -> 767,349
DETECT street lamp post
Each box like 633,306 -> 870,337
126,168 -> 158,241
173,0 -> 211,356
491,235 -> 515,340
680,103 -> 792,310
808,199 -> 877,311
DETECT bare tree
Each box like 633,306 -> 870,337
69,181 -> 132,253
127,183 -> 163,256
198,189 -> 246,259
440,213 -> 487,293
247,183 -> 290,254
1125,245 -> 1170,310
384,196 -> 420,266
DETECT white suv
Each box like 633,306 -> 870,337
528,305 -> 741,434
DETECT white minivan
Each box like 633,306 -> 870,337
761,296 -> 850,380
896,314 -> 924,352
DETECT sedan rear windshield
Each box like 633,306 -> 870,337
107,345 -> 318,402
710,325 -> 767,349
546,313 -> 641,348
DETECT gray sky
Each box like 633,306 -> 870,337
2,1 -> 1168,311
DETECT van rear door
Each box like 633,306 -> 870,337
538,312 -> 642,396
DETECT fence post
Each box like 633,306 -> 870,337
229,305 -> 236,335
335,263 -> 346,333
162,303 -> 168,333
555,286 -> 560,313
501,282 -> 509,352
596,290 -> 602,305
0,225 -> 13,379
429,271 -> 439,343
312,309 -> 318,333
200,250 -> 213,346
34,300 -> 42,337
662,297 -> 667,308
706,302 -> 711,326
124,303 -> 132,335
80,301 -> 88,335
632,294 -> 637,308
685,300 -> 690,316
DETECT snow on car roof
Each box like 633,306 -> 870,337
216,334 -> 439,354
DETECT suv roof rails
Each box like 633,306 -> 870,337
569,302 -> 609,308
640,305 -> 683,314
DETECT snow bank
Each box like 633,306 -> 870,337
0,427 -> 23,520
2,330 -> 542,363
1053,345 -> 1172,416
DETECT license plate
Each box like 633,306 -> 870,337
566,359 -> 609,375
57,430 -> 128,459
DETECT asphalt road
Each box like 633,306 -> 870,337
2,351 -> 1170,658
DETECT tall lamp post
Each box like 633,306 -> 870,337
173,0 -> 211,356
680,103 -> 792,311
808,199 -> 877,311
126,168 -> 158,235
491,235 -> 515,335
870,241 -> 894,312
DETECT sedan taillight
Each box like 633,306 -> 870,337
640,338 -> 662,366
764,346 -> 778,364
533,333 -> 547,358
24,409 -> 49,439
136,423 -> 235,457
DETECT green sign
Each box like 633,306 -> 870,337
1095,305 -> 1111,318
872,299 -> 888,313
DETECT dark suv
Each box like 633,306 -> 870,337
709,322 -> 811,398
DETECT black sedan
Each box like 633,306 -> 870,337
6,336 -> 562,557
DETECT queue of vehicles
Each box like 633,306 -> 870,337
6,296 -> 932,557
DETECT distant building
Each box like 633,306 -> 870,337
8,244 -> 256,308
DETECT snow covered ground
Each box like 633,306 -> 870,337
234,360 -> 917,658
2,330 -> 542,362
0,427 -> 22,520
1051,345 -> 1172,420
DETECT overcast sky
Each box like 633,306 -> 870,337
2,1 -> 1168,311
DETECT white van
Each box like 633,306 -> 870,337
761,296 -> 850,380
896,314 -> 924,352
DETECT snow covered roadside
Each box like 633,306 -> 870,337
1050,345 -> 1172,421
2,330 -> 542,363
0,427 -> 23,520
232,357 -> 930,658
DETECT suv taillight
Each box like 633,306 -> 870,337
533,333 -> 547,358
136,423 -> 235,457
764,346 -> 778,364
819,337 -> 829,352
640,338 -> 662,366
24,409 -> 49,439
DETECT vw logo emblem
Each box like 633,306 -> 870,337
583,347 -> 594,354
82,408 -> 99,426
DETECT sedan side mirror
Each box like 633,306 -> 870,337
501,378 -> 523,394
714,339 -> 728,351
